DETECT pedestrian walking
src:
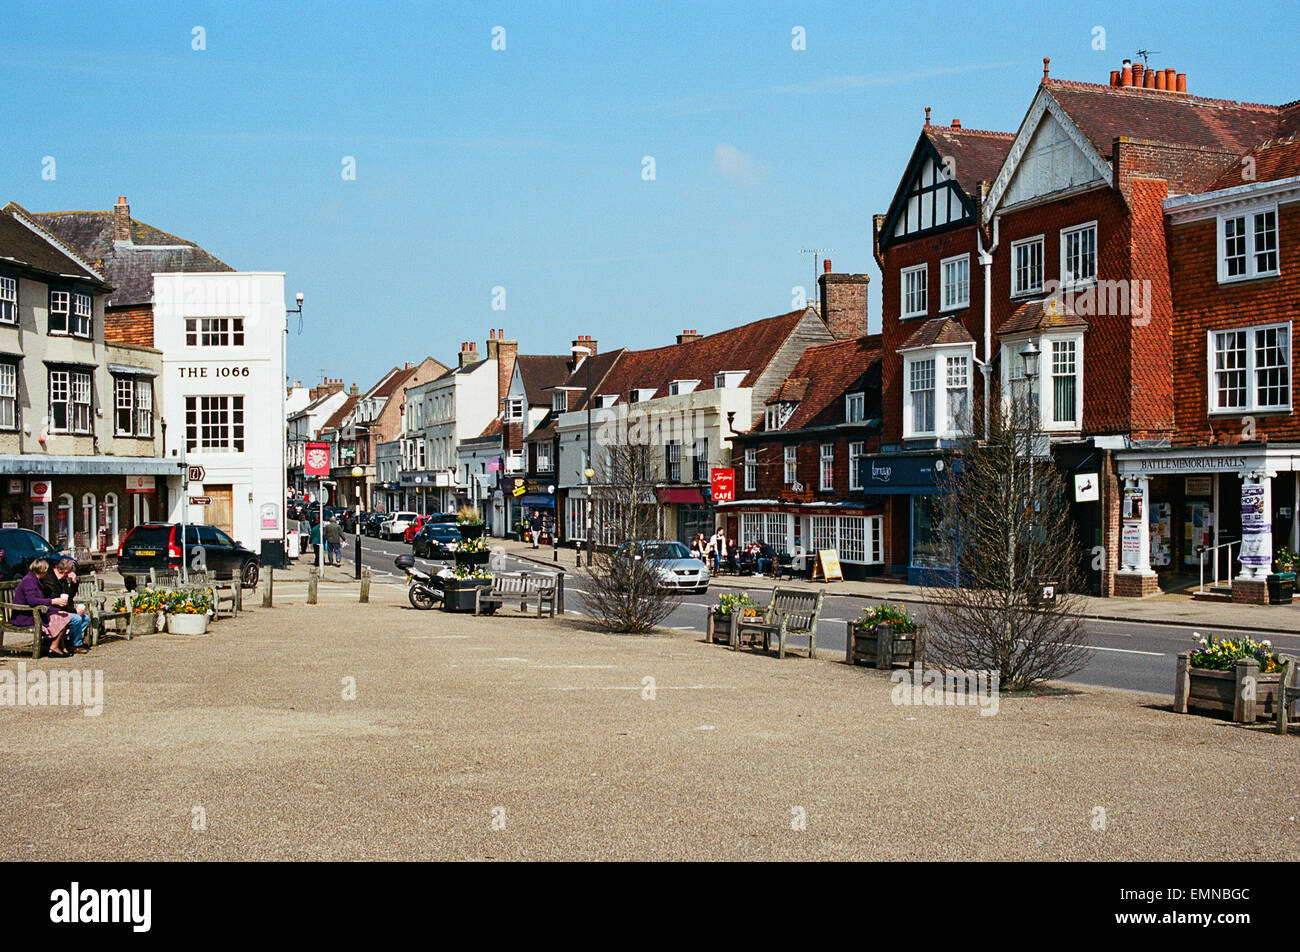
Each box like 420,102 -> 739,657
529,509 -> 543,549
323,517 -> 343,567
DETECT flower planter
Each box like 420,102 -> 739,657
706,610 -> 732,645
455,550 -> 490,567
846,622 -> 925,669
1174,652 -> 1284,723
458,523 -> 486,541
442,579 -> 490,613
128,612 -> 159,637
167,613 -> 209,635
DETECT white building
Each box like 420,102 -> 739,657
153,271 -> 289,555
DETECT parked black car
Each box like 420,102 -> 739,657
0,527 -> 69,581
117,523 -> 260,589
411,522 -> 460,559
361,513 -> 387,538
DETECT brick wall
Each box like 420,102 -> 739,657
1168,199 -> 1300,445
734,431 -> 880,503
818,273 -> 870,340
104,305 -> 153,347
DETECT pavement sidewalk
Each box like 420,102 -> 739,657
495,538 -> 1300,635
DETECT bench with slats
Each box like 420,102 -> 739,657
1278,654 -> 1300,735
732,587 -> 825,659
0,580 -> 46,658
475,572 -> 557,617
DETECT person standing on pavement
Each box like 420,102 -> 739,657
323,517 -> 343,567
528,510 -> 543,549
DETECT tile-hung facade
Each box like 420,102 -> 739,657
872,111 -> 1014,585
724,327 -> 885,579
1125,136 -> 1300,603
0,203 -> 179,555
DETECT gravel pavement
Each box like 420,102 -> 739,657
1,578 -> 1296,861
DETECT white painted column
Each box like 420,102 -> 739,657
1118,475 -> 1155,576
1237,470 -> 1273,581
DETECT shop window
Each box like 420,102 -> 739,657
911,494 -> 951,569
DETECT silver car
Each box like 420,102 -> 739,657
615,540 -> 710,594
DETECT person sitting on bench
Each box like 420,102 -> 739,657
13,559 -> 73,657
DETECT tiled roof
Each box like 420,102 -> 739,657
562,350 -> 625,411
1208,133 -> 1300,189
997,298 -> 1089,336
28,206 -> 233,307
923,125 -> 1015,195
1043,79 -> 1288,159
777,335 -> 882,431
576,308 -> 812,408
320,395 -> 358,432
477,418 -> 503,439
899,317 -> 976,350
0,203 -> 105,283
766,378 -> 809,405
515,354 -> 573,405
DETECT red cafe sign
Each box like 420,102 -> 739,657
304,442 -> 332,478
710,468 -> 735,504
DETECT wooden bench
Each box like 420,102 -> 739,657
846,621 -> 926,669
732,587 -> 824,659
210,579 -> 239,620
475,572 -> 557,617
148,568 -> 180,588
1278,654 -> 1300,735
0,580 -> 46,658
86,579 -> 133,646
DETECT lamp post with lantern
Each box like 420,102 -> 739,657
352,465 -> 364,578
1020,340 -> 1041,578
572,343 -> 595,567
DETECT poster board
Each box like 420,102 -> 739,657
812,549 -> 843,582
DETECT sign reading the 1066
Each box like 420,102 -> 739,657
305,442 -> 331,478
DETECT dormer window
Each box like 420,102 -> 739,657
845,392 -> 866,423
668,380 -> 699,396
594,394 -> 618,409
504,397 -> 524,421
552,390 -> 568,412
714,371 -> 748,389
765,403 -> 795,431
628,388 -> 656,404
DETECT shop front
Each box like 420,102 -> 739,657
658,487 -> 713,544
859,452 -> 956,586
501,476 -> 558,537
1115,447 -> 1300,602
720,501 -> 885,580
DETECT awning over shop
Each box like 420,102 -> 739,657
0,455 -> 185,477
657,487 -> 706,504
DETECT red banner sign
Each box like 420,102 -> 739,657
305,442 -> 332,477
710,468 -> 735,504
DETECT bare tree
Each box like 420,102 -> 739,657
580,443 -> 684,633
923,392 -> 1091,690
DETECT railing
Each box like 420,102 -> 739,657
1198,540 -> 1240,593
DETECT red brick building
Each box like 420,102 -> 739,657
872,58 -> 1299,597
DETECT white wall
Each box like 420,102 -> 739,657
153,271 -> 287,550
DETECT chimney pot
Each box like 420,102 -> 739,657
1165,68 -> 1176,89
951,118 -> 961,128
924,106 -> 931,125
1143,68 -> 1155,88
823,258 -> 833,273
1155,69 -> 1166,90
1133,62 -> 1145,85
1121,61 -> 1133,86
1042,56 -> 1050,79
1110,70 -> 1120,86
1177,72 -> 1187,93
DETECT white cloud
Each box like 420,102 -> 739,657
713,144 -> 766,187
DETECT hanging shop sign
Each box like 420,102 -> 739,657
1073,473 -> 1099,503
304,443 -> 331,478
710,468 -> 735,503
126,475 -> 156,494
29,480 -> 52,503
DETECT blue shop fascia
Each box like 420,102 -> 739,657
857,449 -> 961,587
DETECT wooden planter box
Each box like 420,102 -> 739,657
846,622 -> 925,669
705,610 -> 763,645
442,580 -> 490,613
1174,652 -> 1284,723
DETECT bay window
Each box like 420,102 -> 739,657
1218,205 -> 1279,282
904,347 -> 975,439
1002,332 -> 1084,430
1209,322 -> 1291,413
114,375 -> 154,437
908,358 -> 936,436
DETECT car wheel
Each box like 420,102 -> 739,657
240,561 -> 260,588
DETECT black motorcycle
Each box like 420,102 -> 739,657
394,553 -> 441,610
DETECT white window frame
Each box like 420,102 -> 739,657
0,276 -> 16,325
505,397 -> 524,421
184,316 -> 245,347
743,447 -> 756,492
1206,321 -> 1292,414
783,445 -> 797,485
72,292 -> 92,338
185,394 -> 246,453
901,264 -> 928,318
1217,204 -> 1280,283
845,391 -> 865,423
692,436 -> 708,482
902,344 -> 976,440
819,443 -> 834,491
665,442 -> 681,482
1011,235 -> 1045,297
1059,221 -> 1098,290
848,441 -> 865,491
0,362 -> 16,430
49,290 -> 70,335
940,253 -> 970,312
766,403 -> 794,431
551,390 -> 568,412
1000,332 -> 1085,431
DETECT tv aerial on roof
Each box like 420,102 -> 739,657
800,247 -> 836,303
1135,49 -> 1161,66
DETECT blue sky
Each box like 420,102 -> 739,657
5,0 -> 1295,387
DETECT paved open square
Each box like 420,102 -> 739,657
1,580 -> 1295,862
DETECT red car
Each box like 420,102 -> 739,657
404,515 -> 432,544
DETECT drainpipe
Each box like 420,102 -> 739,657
976,214 -> 1001,441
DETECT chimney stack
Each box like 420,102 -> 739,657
489,331 -> 518,410
676,329 -> 701,345
113,196 -> 131,243
571,334 -> 598,357
459,340 -> 481,369
818,264 -> 870,340
349,382 -> 359,397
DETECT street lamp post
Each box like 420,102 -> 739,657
352,465 -> 364,579
572,344 -> 594,567
1020,341 -> 1041,580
